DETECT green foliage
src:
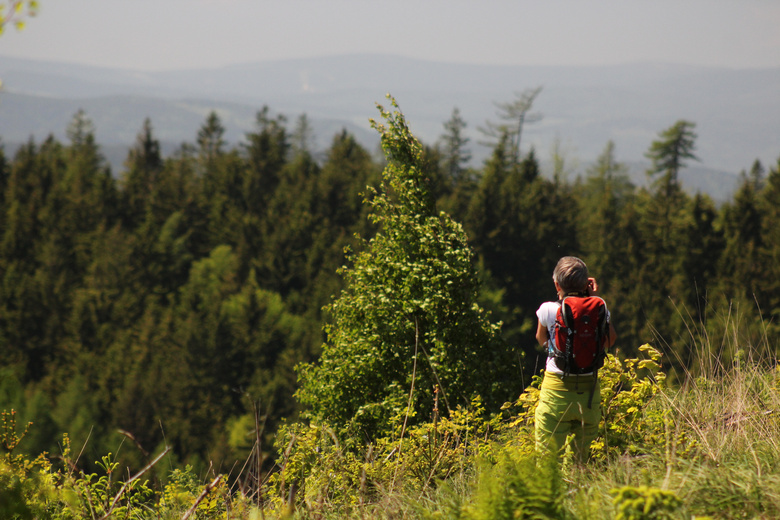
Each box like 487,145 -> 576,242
65,452 -> 156,519
297,97 -> 519,439
0,415 -> 59,519
465,449 -> 564,520
594,345 -> 675,460
1,409 -> 32,454
610,486 -> 684,520
0,456 -> 56,520
0,420 -> 253,520
269,398 -> 501,516
644,120 -> 698,197
511,345 -> 678,462
3,337 -> 780,520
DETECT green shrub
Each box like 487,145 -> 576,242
511,345 -> 683,462
610,486 -> 684,520
464,448 -> 564,520
296,97 -> 518,441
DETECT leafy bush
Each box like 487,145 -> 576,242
268,399 -> 504,517
296,97 -> 520,441
0,410 -> 59,519
464,448 -> 564,520
511,344 -> 680,462
0,411 -> 247,520
610,485 -> 684,520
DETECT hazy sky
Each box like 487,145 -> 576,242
2,0 -> 779,70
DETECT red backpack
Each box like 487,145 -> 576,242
551,296 -> 609,376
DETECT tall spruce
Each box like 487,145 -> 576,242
577,141 -> 638,353
479,87 -> 543,166
439,107 -> 471,184
243,106 -> 289,210
466,143 -> 578,358
121,118 -> 163,229
645,120 -> 698,199
633,121 -> 700,370
758,158 -> 780,324
719,169 -> 764,304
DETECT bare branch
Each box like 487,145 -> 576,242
181,475 -> 224,520
99,446 -> 171,520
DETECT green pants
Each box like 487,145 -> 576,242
534,372 -> 601,459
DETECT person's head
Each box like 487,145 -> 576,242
553,256 -> 589,295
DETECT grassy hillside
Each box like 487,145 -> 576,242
3,339 -> 778,519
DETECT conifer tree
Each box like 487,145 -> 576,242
479,87 -> 543,166
579,141 -> 634,273
645,120 -> 698,199
243,106 -> 289,210
0,138 -> 63,380
629,122 -> 701,368
683,193 -> 722,316
465,131 -> 512,249
758,157 -> 780,322
197,111 -> 226,169
439,107 -> 471,184
291,113 -> 314,157
258,137 -> 319,304
577,141 -> 639,351
300,130 -> 379,317
719,170 -> 764,303
465,142 -> 578,354
121,118 -> 163,228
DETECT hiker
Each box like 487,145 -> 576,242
534,256 -> 617,459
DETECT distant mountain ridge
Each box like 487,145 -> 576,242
1,54 -> 778,200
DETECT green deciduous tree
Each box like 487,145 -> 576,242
297,98 -> 519,439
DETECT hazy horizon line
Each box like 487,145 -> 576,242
3,52 -> 779,74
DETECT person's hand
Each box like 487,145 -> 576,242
587,277 -> 599,296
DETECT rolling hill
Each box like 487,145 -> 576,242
1,54 -> 778,200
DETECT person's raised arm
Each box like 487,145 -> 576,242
536,320 -> 549,348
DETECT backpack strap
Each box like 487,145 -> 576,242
559,297 -> 576,377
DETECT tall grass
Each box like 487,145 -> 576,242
563,309 -> 780,520
3,311 -> 778,519
274,311 -> 780,520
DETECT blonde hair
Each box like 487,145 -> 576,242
553,256 -> 589,294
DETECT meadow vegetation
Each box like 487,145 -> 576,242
3,338 -> 778,518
